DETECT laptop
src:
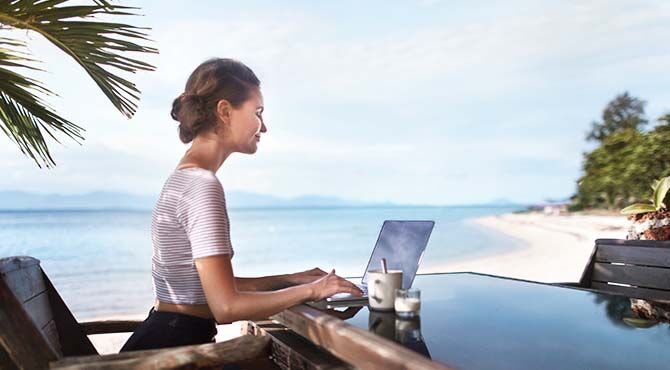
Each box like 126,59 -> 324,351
308,220 -> 435,309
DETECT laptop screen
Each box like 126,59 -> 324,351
361,220 -> 435,289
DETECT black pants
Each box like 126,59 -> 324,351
120,307 -> 218,352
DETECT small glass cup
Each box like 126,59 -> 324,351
394,288 -> 421,318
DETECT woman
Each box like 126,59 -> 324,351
121,58 -> 362,352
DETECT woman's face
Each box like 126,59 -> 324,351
227,88 -> 267,154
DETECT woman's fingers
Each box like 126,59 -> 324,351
328,275 -> 362,296
308,269 -> 364,300
340,280 -> 364,296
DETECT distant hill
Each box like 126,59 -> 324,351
479,198 -> 527,207
0,191 -> 156,210
0,191 -> 392,210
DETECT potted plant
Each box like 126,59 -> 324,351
621,176 -> 670,240
620,176 -> 670,322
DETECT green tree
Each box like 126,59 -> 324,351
633,118 -> 670,197
0,0 -> 157,168
575,129 -> 644,209
573,110 -> 670,210
658,113 -> 670,126
586,92 -> 648,142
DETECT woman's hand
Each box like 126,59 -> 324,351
288,267 -> 328,285
307,269 -> 364,301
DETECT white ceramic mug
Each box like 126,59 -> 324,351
368,270 -> 403,311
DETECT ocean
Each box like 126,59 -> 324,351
0,206 -> 524,320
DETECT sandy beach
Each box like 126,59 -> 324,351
434,212 -> 630,283
89,211 -> 630,354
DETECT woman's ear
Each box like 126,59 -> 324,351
216,99 -> 233,125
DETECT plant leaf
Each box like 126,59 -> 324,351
94,0 -> 113,8
0,0 -> 156,167
0,1 -> 158,118
653,176 -> 670,209
621,203 -> 658,215
0,38 -> 84,167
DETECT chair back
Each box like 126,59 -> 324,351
0,256 -> 97,369
580,239 -> 670,301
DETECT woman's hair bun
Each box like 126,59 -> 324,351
170,94 -> 206,120
170,58 -> 260,144
171,94 -> 211,143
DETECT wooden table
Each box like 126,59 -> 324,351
271,272 -> 670,370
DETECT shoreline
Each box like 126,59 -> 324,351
424,212 -> 630,282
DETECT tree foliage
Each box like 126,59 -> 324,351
586,92 -> 648,142
659,113 -> 670,126
573,94 -> 670,210
0,0 -> 157,168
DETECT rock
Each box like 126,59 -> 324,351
631,299 -> 670,322
626,211 -> 670,240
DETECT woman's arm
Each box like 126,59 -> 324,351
196,255 -> 361,324
235,268 -> 328,291
234,275 -> 292,291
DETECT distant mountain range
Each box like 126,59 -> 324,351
0,191 -> 528,210
0,190 -> 394,210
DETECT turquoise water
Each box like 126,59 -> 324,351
0,206 -> 523,319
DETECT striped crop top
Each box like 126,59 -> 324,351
151,167 -> 234,305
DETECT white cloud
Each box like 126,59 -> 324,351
1,0 -> 669,204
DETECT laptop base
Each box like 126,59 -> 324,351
306,298 -> 368,310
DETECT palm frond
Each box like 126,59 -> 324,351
94,0 -> 114,8
0,0 -> 157,167
0,0 -> 157,118
0,38 -> 84,168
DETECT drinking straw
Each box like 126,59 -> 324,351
381,258 -> 388,274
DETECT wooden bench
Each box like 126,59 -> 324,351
0,256 -> 276,369
561,239 -> 670,301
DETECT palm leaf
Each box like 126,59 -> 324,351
0,0 -> 157,117
94,0 -> 113,8
0,37 -> 84,167
621,203 -> 658,215
653,176 -> 670,209
0,0 -> 157,167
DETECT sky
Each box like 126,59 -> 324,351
1,0 -> 669,205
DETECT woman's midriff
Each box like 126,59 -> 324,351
154,299 -> 214,320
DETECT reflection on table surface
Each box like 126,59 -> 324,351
367,310 -> 431,358
324,273 -> 670,370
